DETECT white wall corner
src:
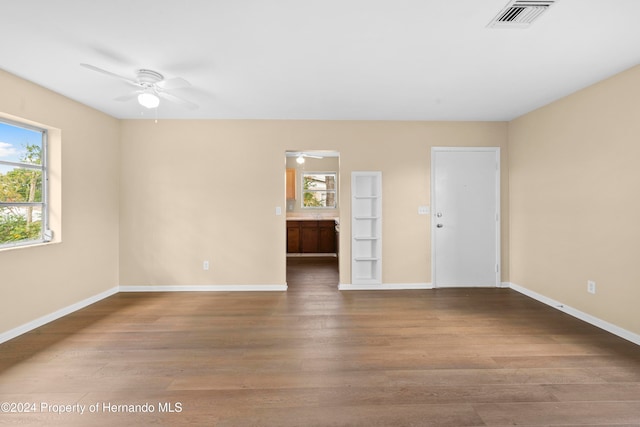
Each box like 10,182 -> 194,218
509,283 -> 640,347
0,287 -> 119,345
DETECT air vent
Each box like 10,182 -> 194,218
488,0 -> 558,28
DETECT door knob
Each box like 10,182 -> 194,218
436,224 -> 444,228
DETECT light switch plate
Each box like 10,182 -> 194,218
275,206 -> 282,215
418,205 -> 430,215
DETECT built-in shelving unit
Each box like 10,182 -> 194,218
351,171 -> 382,285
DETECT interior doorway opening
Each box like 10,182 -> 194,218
285,150 -> 340,289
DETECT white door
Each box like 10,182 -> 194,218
431,147 -> 500,287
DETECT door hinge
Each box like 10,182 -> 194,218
496,264 -> 500,273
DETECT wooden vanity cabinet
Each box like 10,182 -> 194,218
301,221 -> 319,253
287,221 -> 301,253
317,221 -> 336,253
287,220 -> 336,254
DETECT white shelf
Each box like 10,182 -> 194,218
351,171 -> 382,286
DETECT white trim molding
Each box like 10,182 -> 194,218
0,287 -> 119,345
508,282 -> 640,347
339,282 -> 432,291
119,284 -> 288,292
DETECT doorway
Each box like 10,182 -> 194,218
431,147 -> 500,287
285,151 -> 340,290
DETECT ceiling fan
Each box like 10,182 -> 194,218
288,152 -> 324,164
80,63 -> 198,110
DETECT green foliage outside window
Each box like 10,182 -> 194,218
0,144 -> 43,244
0,211 -> 42,243
302,173 -> 336,208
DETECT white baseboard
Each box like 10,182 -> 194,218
119,284 -> 288,292
508,282 -> 640,347
339,282 -> 432,290
9,281 -> 636,349
0,287 -> 119,345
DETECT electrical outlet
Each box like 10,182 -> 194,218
587,280 -> 596,294
203,261 -> 210,271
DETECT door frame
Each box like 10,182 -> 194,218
430,147 -> 501,288
284,150 -> 341,290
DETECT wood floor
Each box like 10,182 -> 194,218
1,258 -> 640,426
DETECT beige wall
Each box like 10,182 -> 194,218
509,65 -> 640,335
119,120 -> 509,287
0,70 -> 120,334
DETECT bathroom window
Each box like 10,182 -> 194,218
302,172 -> 337,208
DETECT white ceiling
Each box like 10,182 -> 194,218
2,0 -> 640,121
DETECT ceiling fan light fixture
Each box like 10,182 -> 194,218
138,92 -> 160,109
296,155 -> 305,164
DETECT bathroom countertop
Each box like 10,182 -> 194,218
286,216 -> 339,224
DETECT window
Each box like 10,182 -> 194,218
302,172 -> 337,208
0,119 -> 49,248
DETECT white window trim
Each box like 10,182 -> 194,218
301,171 -> 338,209
0,118 -> 50,249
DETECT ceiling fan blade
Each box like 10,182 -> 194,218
157,91 -> 199,110
80,63 -> 139,86
304,154 -> 323,159
157,77 -> 191,91
113,92 -> 140,102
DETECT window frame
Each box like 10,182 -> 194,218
301,171 -> 338,209
0,118 -> 50,249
